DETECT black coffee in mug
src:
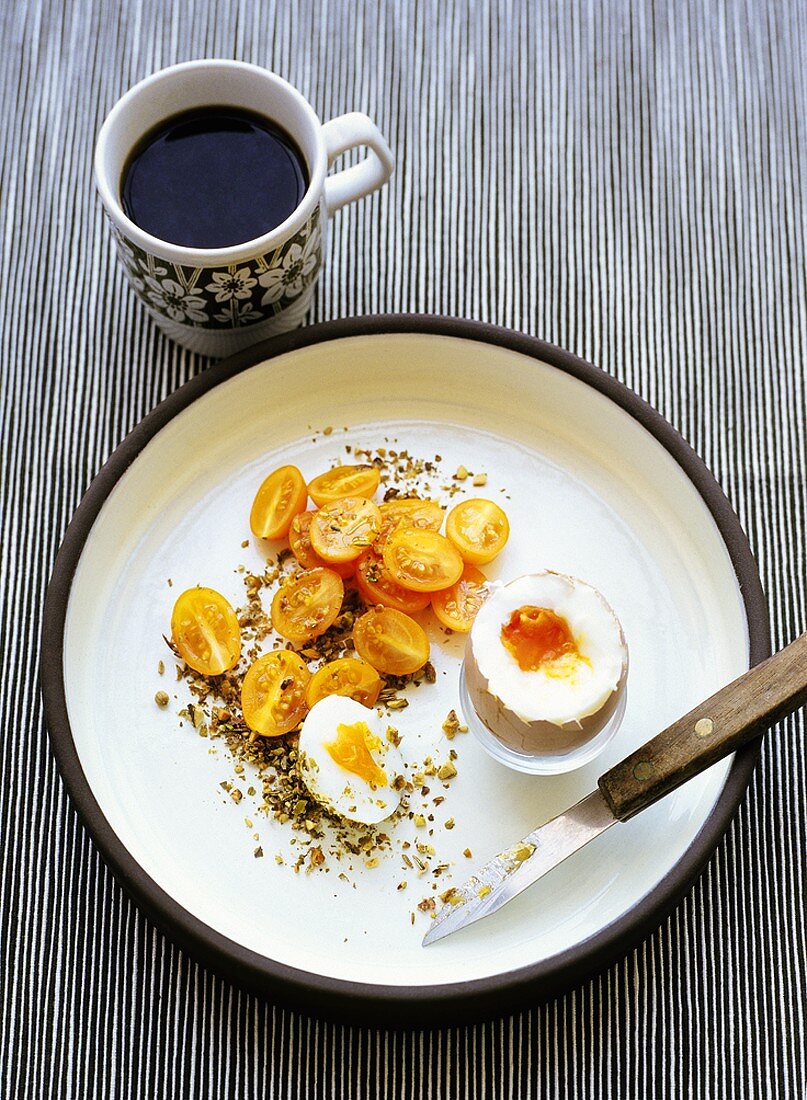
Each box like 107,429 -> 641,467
121,106 -> 309,249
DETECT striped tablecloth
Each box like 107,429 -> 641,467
3,1 -> 805,1095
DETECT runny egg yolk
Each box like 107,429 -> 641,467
500,606 -> 580,672
324,721 -> 388,788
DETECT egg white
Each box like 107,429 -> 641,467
469,572 -> 628,727
297,695 -> 403,825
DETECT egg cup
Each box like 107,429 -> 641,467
459,660 -> 628,775
459,571 -> 629,775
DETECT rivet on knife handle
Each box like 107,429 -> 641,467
598,632 -> 807,821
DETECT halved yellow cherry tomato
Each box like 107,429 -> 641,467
288,511 -> 355,579
431,564 -> 489,632
241,650 -> 310,736
445,498 -> 510,565
271,567 -> 344,643
308,464 -> 381,506
171,587 -> 241,675
353,607 -> 430,676
355,549 -> 431,614
305,657 -> 382,708
378,497 -> 444,534
382,528 -> 464,592
309,497 -> 382,563
250,465 -> 308,539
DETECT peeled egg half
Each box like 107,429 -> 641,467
297,695 -> 403,825
464,571 -> 628,757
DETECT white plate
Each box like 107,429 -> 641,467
43,318 -> 767,1022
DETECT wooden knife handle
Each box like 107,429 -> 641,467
598,632 -> 807,821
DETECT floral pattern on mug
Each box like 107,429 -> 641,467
144,275 -> 208,322
258,228 -> 320,306
205,268 -> 257,302
109,206 -> 321,330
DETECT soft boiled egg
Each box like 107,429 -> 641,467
297,695 -> 403,825
463,571 -> 628,756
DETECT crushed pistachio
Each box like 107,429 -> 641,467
442,709 -> 461,739
472,473 -> 488,486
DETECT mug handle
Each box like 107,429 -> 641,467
321,112 -> 394,215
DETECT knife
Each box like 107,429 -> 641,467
423,631 -> 807,946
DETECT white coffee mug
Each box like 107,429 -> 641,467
95,59 -> 394,357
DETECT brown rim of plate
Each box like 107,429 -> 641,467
40,315 -> 770,1027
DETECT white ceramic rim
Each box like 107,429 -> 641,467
93,59 -> 328,266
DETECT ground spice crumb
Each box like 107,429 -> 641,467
464,848 -> 473,858
241,539 -> 249,548
417,897 -> 436,912
157,660 -> 165,676
275,854 -> 284,865
229,789 -> 243,804
472,473 -> 488,486
411,913 -> 415,925
309,846 -> 325,868
365,857 -> 380,869
444,818 -> 455,830
254,846 -> 264,858
154,691 -> 169,708
397,881 -> 407,890
437,761 -> 457,780
414,814 -> 426,828
245,817 -> 253,828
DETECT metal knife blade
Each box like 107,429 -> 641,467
422,789 -> 617,946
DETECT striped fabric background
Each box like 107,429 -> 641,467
2,0 -> 805,1095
